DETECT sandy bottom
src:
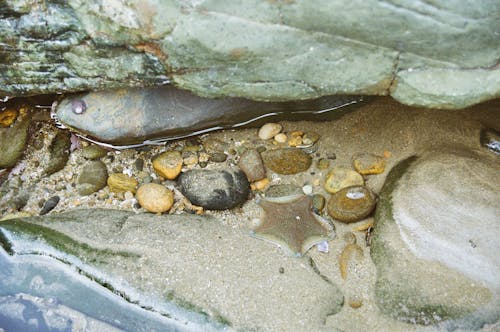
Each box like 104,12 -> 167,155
1,97 -> 499,331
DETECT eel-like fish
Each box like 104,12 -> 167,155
52,86 -> 365,149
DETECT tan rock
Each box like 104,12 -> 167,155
274,133 -> 287,143
258,123 -> 282,140
324,167 -> 364,193
136,183 -> 174,213
250,178 -> 270,191
107,173 -> 138,193
288,136 -> 303,147
352,153 -> 386,175
152,151 -> 183,180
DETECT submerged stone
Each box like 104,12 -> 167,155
77,160 -> 108,196
261,148 -> 312,175
0,113 -> 30,168
44,132 -> 71,176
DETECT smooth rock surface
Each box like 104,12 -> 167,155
324,167 -> 364,194
1,1 -> 499,109
371,150 -> 500,327
76,160 -> 108,195
0,114 -> 30,168
0,210 -> 345,331
136,183 -> 173,213
178,168 -> 250,210
43,132 -> 71,176
261,148 -> 312,175
238,149 -> 266,182
327,185 -> 376,223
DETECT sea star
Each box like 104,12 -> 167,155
251,194 -> 333,257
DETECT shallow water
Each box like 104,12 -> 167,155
0,246 -> 206,331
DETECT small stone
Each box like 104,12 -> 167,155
107,173 -> 138,193
136,183 -> 174,213
40,195 -> 60,215
238,149 -> 266,182
312,194 -> 326,213
288,136 -> 303,147
274,133 -> 287,143
302,132 -> 320,145
199,161 -> 208,168
352,153 -> 386,175
44,132 -> 71,175
258,123 -> 282,140
256,146 -> 267,153
198,152 -> 210,163
134,158 -> 144,171
182,151 -> 199,166
261,148 -> 312,175
317,158 -> 330,170
81,145 -> 108,160
77,160 -> 108,195
480,128 -> 500,154
0,108 -> 18,127
250,178 -> 270,191
289,131 -> 303,138
324,167 -> 364,194
348,296 -> 363,309
0,108 -> 29,168
152,151 -> 183,180
265,184 -> 303,198
178,168 -> 250,210
203,137 -> 228,153
302,184 -> 313,195
209,152 -> 227,163
327,185 -> 376,223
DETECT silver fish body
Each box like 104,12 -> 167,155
54,86 -> 364,148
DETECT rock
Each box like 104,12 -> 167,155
312,194 -> 325,213
0,109 -> 18,127
274,133 -> 287,143
317,158 -> 330,170
81,145 -> 108,160
287,136 -> 302,147
136,183 -> 174,213
258,123 -> 282,140
250,178 -> 270,191
77,160 -> 108,196
265,184 -> 303,198
209,152 -> 227,163
44,132 -> 71,175
324,167 -> 364,194
40,195 -> 60,215
178,169 -> 250,210
0,112 -> 30,168
480,128 -> 500,154
134,158 -> 144,171
261,148 -> 312,175
327,186 -> 376,223
302,132 -> 320,146
107,173 -> 138,194
371,151 -> 500,328
0,210 -> 344,331
6,190 -> 29,211
352,153 -> 386,175
152,151 -> 183,180
238,149 -> 266,182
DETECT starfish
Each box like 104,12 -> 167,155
251,194 -> 333,257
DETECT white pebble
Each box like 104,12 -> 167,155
258,123 -> 282,140
274,133 -> 287,143
302,184 -> 313,195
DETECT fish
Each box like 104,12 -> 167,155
52,85 -> 365,149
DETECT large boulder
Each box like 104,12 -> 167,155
1,0 -> 499,109
371,150 -> 500,329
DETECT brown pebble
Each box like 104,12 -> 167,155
238,149 -> 266,182
324,167 -> 364,194
288,136 -> 303,147
312,194 -> 326,212
250,178 -> 270,191
152,151 -> 183,180
317,158 -> 330,170
352,153 -> 386,175
261,148 -> 312,175
327,185 -> 376,223
136,183 -> 174,213
107,173 -> 138,194
209,152 -> 228,163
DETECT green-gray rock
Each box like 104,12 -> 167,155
44,132 -> 71,175
0,209 -> 344,331
0,116 -> 30,168
0,1 -> 498,109
81,144 -> 108,160
76,160 -> 108,195
371,151 -> 499,328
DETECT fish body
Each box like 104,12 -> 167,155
54,86 -> 364,149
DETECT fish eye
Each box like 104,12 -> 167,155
71,99 -> 86,114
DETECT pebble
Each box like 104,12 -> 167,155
250,178 -> 270,191
261,148 -> 312,175
238,149 -> 266,182
77,160 -> 108,195
327,185 -> 376,223
40,195 -> 60,215
177,168 -> 250,210
107,173 -> 138,193
0,109 -> 18,127
44,132 -> 71,175
209,152 -> 228,163
203,137 -> 228,153
324,167 -> 364,194
136,183 -> 174,213
182,151 -> 199,166
265,184 -> 303,198
81,145 -> 108,160
152,151 -> 183,180
352,153 -> 386,175
302,184 -> 313,195
0,108 -> 29,168
274,133 -> 287,143
312,194 -> 326,213
258,123 -> 282,140
134,158 -> 144,171
317,158 -> 330,170
302,132 -> 320,146
288,136 -> 303,147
